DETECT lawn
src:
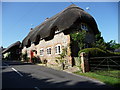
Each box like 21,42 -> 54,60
74,71 -> 120,88
94,70 -> 120,78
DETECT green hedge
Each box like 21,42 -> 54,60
78,48 -> 120,57
106,50 -> 120,56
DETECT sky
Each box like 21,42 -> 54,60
1,2 -> 119,48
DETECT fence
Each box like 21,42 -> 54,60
89,56 -> 120,78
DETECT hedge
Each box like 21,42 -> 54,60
78,48 -> 120,57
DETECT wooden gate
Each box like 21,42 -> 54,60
89,56 -> 120,78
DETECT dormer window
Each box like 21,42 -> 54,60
55,28 -> 60,34
81,23 -> 88,31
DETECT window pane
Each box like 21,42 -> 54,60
47,49 -> 48,54
40,49 -> 44,55
55,47 -> 57,53
58,46 -> 61,53
49,48 -> 51,54
47,48 -> 51,54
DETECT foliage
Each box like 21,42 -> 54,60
78,48 -> 120,57
55,47 -> 67,70
70,30 -> 120,57
32,56 -> 41,64
106,40 -> 120,51
56,47 -> 67,63
70,30 -> 87,50
42,59 -> 47,64
22,51 -> 28,62
59,47 -> 67,59
92,31 -> 107,50
78,48 -> 107,57
106,50 -> 120,56
92,31 -> 120,51
32,56 -> 37,64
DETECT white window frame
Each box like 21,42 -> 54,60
46,47 -> 52,55
40,48 -> 44,56
55,28 -> 60,34
81,23 -> 88,31
55,44 -> 62,54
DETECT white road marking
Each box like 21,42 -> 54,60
11,67 -> 23,77
3,62 -> 23,77
34,87 -> 40,90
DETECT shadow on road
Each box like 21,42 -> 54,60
2,71 -> 113,89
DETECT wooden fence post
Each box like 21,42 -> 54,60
80,52 -> 89,73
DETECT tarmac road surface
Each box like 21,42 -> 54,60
2,61 -> 112,89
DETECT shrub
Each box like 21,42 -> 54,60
106,50 -> 120,56
70,30 -> 86,50
22,52 -> 28,62
26,57 -> 30,62
78,48 -> 107,57
41,59 -> 47,64
78,48 -> 120,57
32,56 -> 41,64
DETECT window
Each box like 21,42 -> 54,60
81,23 -> 88,31
55,28 -> 60,34
47,47 -> 51,55
40,48 -> 44,56
55,46 -> 57,53
55,44 -> 61,54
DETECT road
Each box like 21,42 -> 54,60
2,61 -> 112,89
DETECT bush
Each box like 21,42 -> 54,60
42,59 -> 47,64
78,48 -> 107,57
106,50 -> 120,56
22,52 -> 28,62
32,56 -> 41,64
78,48 -> 120,57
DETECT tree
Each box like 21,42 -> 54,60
92,31 -> 120,52
106,40 -> 120,51
92,31 -> 107,50
70,30 -> 87,50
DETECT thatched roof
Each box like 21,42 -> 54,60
2,41 -> 21,54
22,4 -> 99,48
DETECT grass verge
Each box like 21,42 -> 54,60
74,71 -> 120,88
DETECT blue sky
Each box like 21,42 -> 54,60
2,2 -> 118,48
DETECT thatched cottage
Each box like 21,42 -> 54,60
21,4 -> 99,67
2,41 -> 21,60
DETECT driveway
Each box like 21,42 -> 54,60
2,61 -> 112,89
